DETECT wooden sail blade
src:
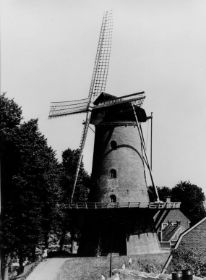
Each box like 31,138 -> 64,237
49,98 -> 90,118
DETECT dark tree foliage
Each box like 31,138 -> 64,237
171,181 -> 206,225
60,148 -> 90,202
0,93 -> 22,130
148,186 -> 172,201
158,186 -> 172,201
0,94 -> 23,272
169,246 -> 206,276
0,94 -> 60,276
56,148 -> 90,251
0,94 -> 92,271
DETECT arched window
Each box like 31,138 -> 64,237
110,169 -> 117,178
110,140 -> 117,150
110,194 -> 116,203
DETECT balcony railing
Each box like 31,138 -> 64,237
66,201 -> 181,210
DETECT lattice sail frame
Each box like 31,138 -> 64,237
49,10 -> 112,119
49,98 -> 90,118
89,10 -> 113,101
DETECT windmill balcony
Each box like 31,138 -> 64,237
66,201 -> 181,210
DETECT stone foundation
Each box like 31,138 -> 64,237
77,208 -> 161,256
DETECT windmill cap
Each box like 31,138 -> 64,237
93,92 -> 116,105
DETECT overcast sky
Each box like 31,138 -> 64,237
2,0 -> 206,193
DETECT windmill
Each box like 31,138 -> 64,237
49,10 -> 158,203
49,11 -> 180,256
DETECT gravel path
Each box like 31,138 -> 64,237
26,258 -> 69,280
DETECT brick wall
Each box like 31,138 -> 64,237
177,217 -> 206,258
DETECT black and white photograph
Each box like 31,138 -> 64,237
1,1 -> 206,279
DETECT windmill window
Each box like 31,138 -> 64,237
110,140 -> 117,150
110,169 -> 117,178
110,194 -> 116,203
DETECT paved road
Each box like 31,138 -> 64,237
26,258 -> 69,280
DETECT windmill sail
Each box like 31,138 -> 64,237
70,11 -> 113,202
88,10 -> 112,101
48,11 -> 112,119
49,98 -> 90,118
49,92 -> 145,118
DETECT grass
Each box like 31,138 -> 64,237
56,254 -> 169,280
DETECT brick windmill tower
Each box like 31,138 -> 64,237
49,11 -> 180,256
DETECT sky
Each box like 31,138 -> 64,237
2,0 -> 206,193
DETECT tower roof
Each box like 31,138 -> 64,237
93,92 -> 116,105
91,92 -> 148,124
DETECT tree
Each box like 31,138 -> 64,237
0,93 -> 22,131
60,148 -> 90,202
148,186 -> 171,201
1,94 -> 61,278
57,148 -> 90,251
0,94 -> 22,279
171,181 -> 206,225
157,186 -> 172,201
4,119 -> 61,269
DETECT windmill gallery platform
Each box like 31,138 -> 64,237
67,202 -> 180,256
49,12 -> 180,257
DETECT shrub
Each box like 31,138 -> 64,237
169,246 -> 206,276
